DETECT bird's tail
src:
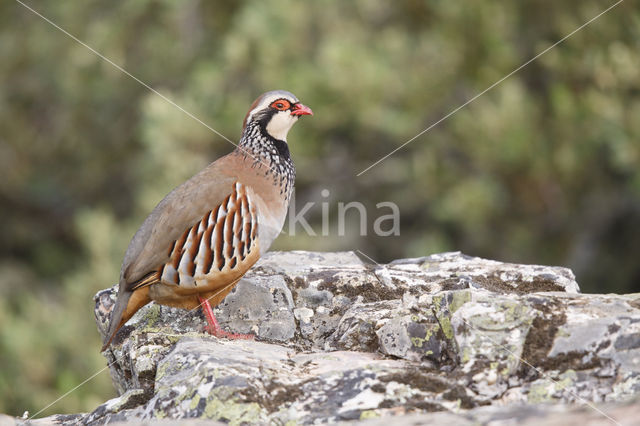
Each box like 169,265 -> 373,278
101,285 -> 151,351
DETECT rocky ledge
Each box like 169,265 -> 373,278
24,252 -> 640,424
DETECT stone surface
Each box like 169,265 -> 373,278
9,397 -> 640,426
14,251 -> 640,425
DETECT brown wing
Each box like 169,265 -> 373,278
102,173 -> 255,350
103,153 -> 267,350
121,155 -> 238,288
157,181 -> 259,291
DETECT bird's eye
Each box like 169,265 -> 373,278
270,99 -> 291,111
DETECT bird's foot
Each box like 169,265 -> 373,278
204,324 -> 254,340
198,295 -> 254,340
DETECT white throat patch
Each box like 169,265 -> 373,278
265,110 -> 298,142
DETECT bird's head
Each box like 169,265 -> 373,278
242,90 -> 313,142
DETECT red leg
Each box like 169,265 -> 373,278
198,296 -> 254,340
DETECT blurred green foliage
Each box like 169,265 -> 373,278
1,0 -> 639,417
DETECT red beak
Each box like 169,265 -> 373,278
291,103 -> 313,116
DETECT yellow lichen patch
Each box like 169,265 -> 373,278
554,370 -> 577,391
432,291 -> 472,340
142,304 -> 162,327
189,394 -> 201,410
411,336 -> 425,348
202,397 -> 264,425
527,382 -> 553,404
360,410 -> 380,420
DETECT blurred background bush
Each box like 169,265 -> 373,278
1,0 -> 638,417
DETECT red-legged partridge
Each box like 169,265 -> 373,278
102,90 -> 312,350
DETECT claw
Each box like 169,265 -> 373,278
204,324 -> 254,340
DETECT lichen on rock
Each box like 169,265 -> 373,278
24,251 -> 640,425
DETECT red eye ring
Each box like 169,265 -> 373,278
270,99 -> 291,111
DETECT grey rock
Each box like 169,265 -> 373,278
12,396 -> 640,426
327,300 -> 401,353
355,396 -> 640,425
216,275 -> 296,341
376,312 -> 447,364
19,251 -> 640,425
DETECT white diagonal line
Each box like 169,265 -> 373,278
28,364 -> 111,419
355,249 -> 382,266
14,0 -> 236,147
456,315 -> 621,425
14,0 -> 281,174
355,249 -> 621,426
16,1 -> 282,416
356,0 -> 625,176
29,279 -> 246,419
16,0 -> 278,419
